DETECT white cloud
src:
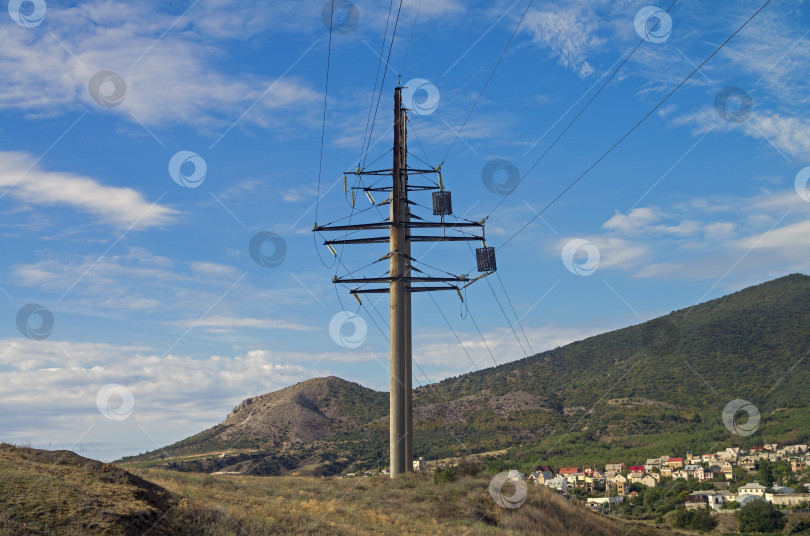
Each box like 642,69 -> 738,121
175,315 -> 316,332
0,151 -> 176,229
0,2 -> 320,130
0,338 -> 348,460
674,107 -> 810,164
523,8 -> 605,77
602,207 -> 662,233
190,261 -> 242,279
733,219 -> 810,253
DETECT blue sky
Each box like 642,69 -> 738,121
1,0 -> 809,461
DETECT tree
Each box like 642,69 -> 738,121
672,507 -> 718,532
736,500 -> 786,533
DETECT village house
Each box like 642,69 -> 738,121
683,494 -> 709,510
605,463 -> 626,473
644,458 -> 660,472
660,465 -> 673,477
693,466 -> 707,481
720,461 -> 734,477
628,471 -> 646,485
563,474 -> 581,486
608,474 -> 628,496
687,491 -> 725,510
739,457 -> 757,472
785,444 -> 807,455
765,492 -> 810,507
529,465 -> 554,483
672,469 -> 689,480
738,483 -> 767,498
792,460 -> 806,473
640,473 -> 659,488
543,475 -> 568,493
667,457 -> 684,469
701,453 -> 716,464
628,465 -> 644,474
763,443 -> 779,452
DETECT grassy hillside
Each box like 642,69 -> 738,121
1,443 -> 682,536
123,274 -> 810,475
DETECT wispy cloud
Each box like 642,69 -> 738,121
673,108 -> 810,163
522,7 -> 605,78
0,1 -> 320,131
0,151 -> 176,229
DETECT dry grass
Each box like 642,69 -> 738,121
0,443 -> 175,535
135,469 -> 681,536
1,443 -> 682,536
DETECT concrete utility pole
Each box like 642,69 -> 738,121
389,87 -> 409,476
313,85 -> 495,478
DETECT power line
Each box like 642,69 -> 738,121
496,271 -> 534,354
441,0 -> 534,165
358,0 -> 396,167
463,298 -> 499,367
485,0 -> 680,220
494,0 -> 774,254
363,0 -> 404,168
314,1 -> 338,269
427,290 -> 480,372
400,0 -> 422,77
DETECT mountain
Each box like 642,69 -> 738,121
177,376 -> 387,452
121,273 -> 810,475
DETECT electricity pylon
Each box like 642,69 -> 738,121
314,85 -> 496,478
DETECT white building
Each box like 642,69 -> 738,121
544,475 -> 569,493
738,483 -> 767,497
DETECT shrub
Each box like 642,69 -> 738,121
671,507 -> 718,532
736,500 -> 786,533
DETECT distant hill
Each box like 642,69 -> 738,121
165,376 -> 387,455
121,273 -> 810,475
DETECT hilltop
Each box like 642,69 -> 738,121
121,273 -> 810,475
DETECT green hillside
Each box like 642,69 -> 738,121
121,273 -> 810,475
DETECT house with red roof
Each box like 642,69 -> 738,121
628,465 -> 644,474
667,457 -> 684,469
558,467 -> 579,475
